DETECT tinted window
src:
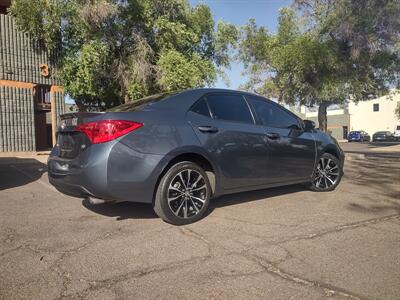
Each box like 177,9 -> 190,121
107,91 -> 178,112
248,96 -> 300,128
206,94 -> 254,124
191,98 -> 211,117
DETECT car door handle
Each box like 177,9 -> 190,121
198,126 -> 219,133
266,132 -> 280,140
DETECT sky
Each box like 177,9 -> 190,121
189,0 -> 292,89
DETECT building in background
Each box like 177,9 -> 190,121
297,105 -> 350,140
348,94 -> 400,136
295,93 -> 400,140
0,0 -> 65,152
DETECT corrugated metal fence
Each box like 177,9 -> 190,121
0,14 -> 60,85
0,14 -> 64,152
0,85 -> 35,151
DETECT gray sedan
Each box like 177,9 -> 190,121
48,89 -> 344,225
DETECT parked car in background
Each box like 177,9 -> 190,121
372,131 -> 396,142
347,131 -> 370,142
394,125 -> 400,141
48,89 -> 344,225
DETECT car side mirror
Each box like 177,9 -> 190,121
303,120 -> 316,131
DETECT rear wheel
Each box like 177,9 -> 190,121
153,161 -> 211,225
310,153 -> 342,192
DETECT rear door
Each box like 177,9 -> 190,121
246,95 -> 316,183
187,92 -> 271,190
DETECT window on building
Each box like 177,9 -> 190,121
206,94 -> 254,124
34,85 -> 51,110
373,103 -> 379,112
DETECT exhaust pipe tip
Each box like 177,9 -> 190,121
85,196 -> 107,205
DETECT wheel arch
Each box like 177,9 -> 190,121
152,148 -> 218,204
324,146 -> 340,159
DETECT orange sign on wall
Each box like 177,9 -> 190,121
39,64 -> 50,77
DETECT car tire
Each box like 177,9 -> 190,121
309,153 -> 343,192
153,161 -> 211,225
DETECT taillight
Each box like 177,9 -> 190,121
76,120 -> 143,144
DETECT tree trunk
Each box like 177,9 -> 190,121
75,99 -> 87,112
318,102 -> 328,132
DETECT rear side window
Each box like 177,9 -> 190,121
191,98 -> 211,117
248,96 -> 300,129
206,94 -> 254,124
107,91 -> 178,112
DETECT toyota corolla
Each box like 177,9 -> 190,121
48,89 -> 344,225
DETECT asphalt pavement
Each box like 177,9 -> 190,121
0,154 -> 399,299
340,141 -> 400,158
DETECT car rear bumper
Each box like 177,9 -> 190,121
373,137 -> 391,141
48,141 -> 167,203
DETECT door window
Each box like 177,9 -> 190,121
206,94 -> 254,124
191,98 -> 211,117
248,96 -> 300,129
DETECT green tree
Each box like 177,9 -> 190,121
239,1 -> 400,132
240,9 -> 348,131
396,103 -> 400,120
10,0 -> 238,110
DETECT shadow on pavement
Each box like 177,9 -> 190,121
82,184 -> 305,221
82,199 -> 157,220
348,202 -> 400,214
209,184 -> 304,211
0,157 -> 47,191
345,159 -> 400,199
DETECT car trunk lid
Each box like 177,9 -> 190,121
57,113 -> 104,159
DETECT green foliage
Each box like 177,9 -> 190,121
239,2 -> 400,131
61,40 -> 113,107
10,0 -> 238,110
396,102 -> 400,120
127,82 -> 148,101
295,0 -> 400,95
9,0 -> 63,49
240,8 -> 346,107
157,50 -> 216,91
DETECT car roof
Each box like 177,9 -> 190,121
153,88 -> 271,111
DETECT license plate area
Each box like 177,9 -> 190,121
58,132 -> 88,159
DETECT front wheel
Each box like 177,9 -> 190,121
309,153 -> 343,192
153,161 -> 211,225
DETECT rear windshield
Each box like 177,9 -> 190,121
349,131 -> 360,134
107,91 -> 178,112
375,131 -> 388,134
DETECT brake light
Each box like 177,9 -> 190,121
76,120 -> 143,144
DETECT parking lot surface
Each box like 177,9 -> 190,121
0,154 -> 399,299
339,141 -> 400,157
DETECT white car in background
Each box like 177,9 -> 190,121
395,125 -> 400,141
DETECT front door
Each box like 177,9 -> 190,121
246,95 -> 316,183
187,93 -> 271,190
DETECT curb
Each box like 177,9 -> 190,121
345,152 -> 400,160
